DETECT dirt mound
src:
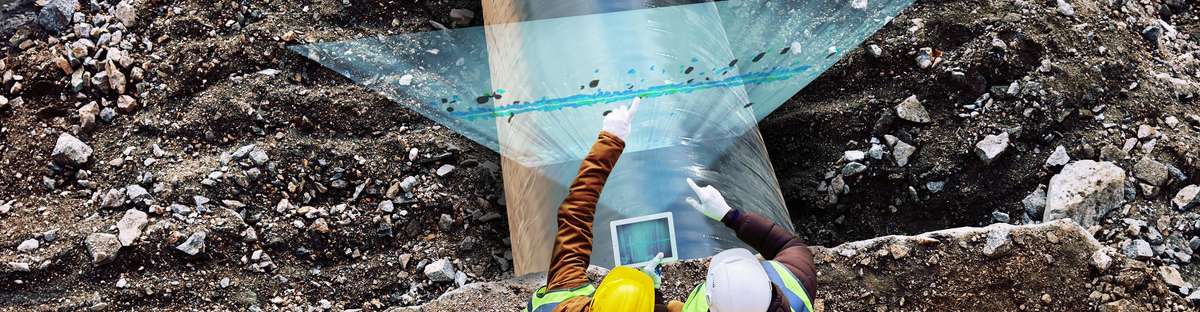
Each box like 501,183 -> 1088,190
394,220 -> 1191,311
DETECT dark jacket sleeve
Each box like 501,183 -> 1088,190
721,209 -> 817,298
545,131 -> 625,291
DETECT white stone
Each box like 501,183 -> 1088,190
895,95 -> 931,123
16,239 -> 39,253
1045,145 -> 1069,167
116,209 -> 148,246
851,0 -> 868,10
1056,0 -> 1075,16
378,200 -> 395,213
974,132 -> 1010,164
982,228 -> 1012,259
1090,250 -> 1112,271
176,231 -> 207,256
844,150 -> 866,162
1043,161 -> 1126,227
52,133 -> 93,166
436,164 -> 456,176
86,233 -> 121,264
1173,185 -> 1200,210
1160,266 -> 1190,289
424,259 -> 456,282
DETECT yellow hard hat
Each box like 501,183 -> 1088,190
591,266 -> 655,312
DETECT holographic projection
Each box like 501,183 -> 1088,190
293,0 -> 913,274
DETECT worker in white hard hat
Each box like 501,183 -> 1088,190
666,178 -> 817,312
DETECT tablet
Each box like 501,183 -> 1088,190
610,212 -> 679,267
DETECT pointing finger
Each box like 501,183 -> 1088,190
628,97 -> 642,116
686,178 -> 704,196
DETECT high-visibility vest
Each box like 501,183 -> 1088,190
522,284 -> 597,312
681,260 -> 813,312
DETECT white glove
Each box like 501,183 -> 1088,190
686,178 -> 733,221
639,252 -> 665,289
601,97 -> 641,141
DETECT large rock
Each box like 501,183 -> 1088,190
1022,184 -> 1047,219
974,132 -> 1009,164
37,0 -> 78,34
425,258 -> 457,282
113,1 -> 137,26
116,209 -> 148,246
1045,145 -> 1069,168
1133,156 -> 1169,187
1174,185 -> 1200,210
1043,160 -> 1126,227
51,133 -> 93,167
176,231 -> 207,256
894,95 -> 931,123
85,233 -> 121,265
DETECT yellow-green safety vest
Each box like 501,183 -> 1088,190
681,260 -> 813,312
522,284 -> 597,312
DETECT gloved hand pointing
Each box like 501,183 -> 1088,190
686,178 -> 733,221
639,252 -> 665,289
601,97 -> 641,141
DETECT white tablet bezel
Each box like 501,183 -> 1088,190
610,212 -> 679,267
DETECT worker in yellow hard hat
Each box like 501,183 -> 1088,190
522,97 -> 669,312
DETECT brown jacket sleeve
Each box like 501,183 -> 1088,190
721,209 -> 817,298
546,131 -> 625,291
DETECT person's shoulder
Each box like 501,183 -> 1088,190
552,296 -> 593,312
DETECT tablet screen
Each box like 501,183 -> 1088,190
614,217 -> 675,266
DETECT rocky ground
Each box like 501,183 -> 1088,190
1,0 -> 1199,311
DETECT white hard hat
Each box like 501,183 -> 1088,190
706,248 -> 771,312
